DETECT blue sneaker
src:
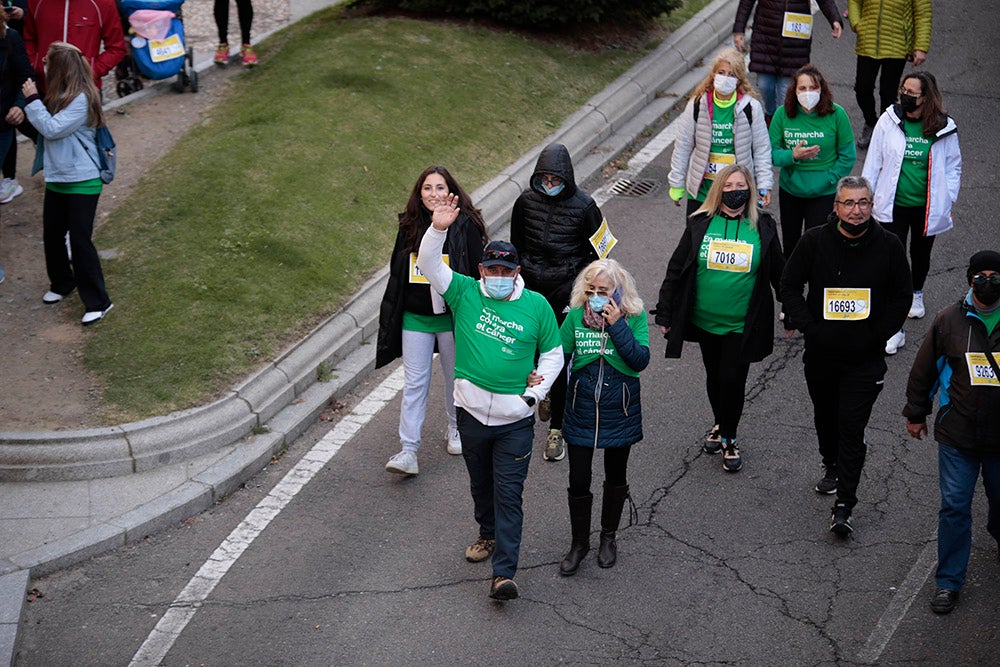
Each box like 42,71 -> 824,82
0,264 -> 5,284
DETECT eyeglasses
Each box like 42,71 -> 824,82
899,87 -> 923,97
835,199 -> 872,209
539,175 -> 563,186
972,273 -> 1000,286
584,288 -> 611,297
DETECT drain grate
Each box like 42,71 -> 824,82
608,178 -> 659,198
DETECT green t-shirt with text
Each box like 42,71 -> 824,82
769,103 -> 856,198
895,119 -> 930,207
691,215 -> 761,335
443,273 -> 560,394
559,308 -> 649,378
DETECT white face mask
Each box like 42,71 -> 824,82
797,90 -> 821,111
714,73 -> 738,96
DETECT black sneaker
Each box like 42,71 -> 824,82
857,124 -> 874,149
815,465 -> 838,495
930,588 -> 959,614
829,503 -> 853,536
704,424 -> 722,455
489,576 -> 519,600
721,438 -> 742,472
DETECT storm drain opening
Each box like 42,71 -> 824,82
608,178 -> 659,198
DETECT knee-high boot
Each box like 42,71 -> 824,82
559,490 -> 592,576
598,483 -> 629,568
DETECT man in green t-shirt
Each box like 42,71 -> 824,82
417,194 -> 563,601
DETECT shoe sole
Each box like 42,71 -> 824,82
703,443 -> 722,455
465,551 -> 492,563
544,450 -> 565,462
446,446 -> 462,455
385,464 -> 417,476
0,187 -> 22,204
82,303 -> 114,326
722,462 -> 743,472
830,523 -> 853,536
489,581 -> 518,600
814,486 -> 837,495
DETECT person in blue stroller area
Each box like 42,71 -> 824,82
23,42 -> 114,325
116,0 -> 197,97
0,7 -> 33,284
213,0 -> 257,67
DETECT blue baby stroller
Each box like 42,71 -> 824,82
115,0 -> 197,97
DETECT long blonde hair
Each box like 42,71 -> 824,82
569,258 -> 644,316
693,164 -> 759,227
43,42 -> 104,127
690,48 -> 758,101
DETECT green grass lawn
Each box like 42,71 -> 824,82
88,5 -> 706,422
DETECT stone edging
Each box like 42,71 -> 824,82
0,0 -> 735,482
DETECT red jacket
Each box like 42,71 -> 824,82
24,0 -> 126,89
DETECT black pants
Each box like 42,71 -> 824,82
883,205 -> 934,291
548,306 -> 569,430
43,189 -> 110,311
696,328 -> 751,440
215,0 -> 253,44
567,444 -> 631,497
779,189 -> 834,258
804,352 -> 886,509
855,56 -> 906,128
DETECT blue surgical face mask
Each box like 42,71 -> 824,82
542,183 -> 565,197
484,276 -> 515,299
588,294 -> 610,313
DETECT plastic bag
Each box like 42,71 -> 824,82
128,9 -> 175,41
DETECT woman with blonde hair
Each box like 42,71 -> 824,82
24,41 -> 113,324
557,257 -> 649,576
655,164 -> 784,472
668,48 -> 773,217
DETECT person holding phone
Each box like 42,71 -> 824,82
655,164 -> 784,473
556,258 -> 649,575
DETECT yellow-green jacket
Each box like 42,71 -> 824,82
848,0 -> 932,59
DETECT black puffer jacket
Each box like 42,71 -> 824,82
654,211 -> 784,363
903,296 -> 1000,455
510,143 -> 603,314
734,0 -> 842,77
0,28 -> 33,161
375,211 -> 483,368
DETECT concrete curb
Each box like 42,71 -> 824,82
0,0 -> 734,486
0,571 -> 29,667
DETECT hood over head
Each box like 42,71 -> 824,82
530,143 -> 578,199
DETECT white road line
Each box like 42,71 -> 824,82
857,533 -> 937,664
590,116 -> 683,208
129,366 -> 406,667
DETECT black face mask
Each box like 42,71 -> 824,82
840,219 -> 870,236
721,189 -> 751,210
973,283 -> 1000,307
899,93 -> 920,114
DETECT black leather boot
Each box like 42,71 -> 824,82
597,483 -> 629,568
559,491 -> 592,576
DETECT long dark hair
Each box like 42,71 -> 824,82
43,42 -> 104,126
400,166 -> 488,252
784,64 -> 835,118
901,71 -> 947,137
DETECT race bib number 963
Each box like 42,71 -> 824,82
823,288 -> 870,320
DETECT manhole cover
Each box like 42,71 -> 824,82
608,178 -> 659,197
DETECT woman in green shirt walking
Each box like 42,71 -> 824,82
655,164 -> 785,473
769,64 -> 856,258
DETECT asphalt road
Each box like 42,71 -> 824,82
16,1 -> 1000,664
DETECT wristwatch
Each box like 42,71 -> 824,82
521,395 -> 536,407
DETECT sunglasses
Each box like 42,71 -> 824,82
972,273 -> 1000,286
484,249 -> 517,261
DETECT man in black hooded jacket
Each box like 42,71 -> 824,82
510,143 -> 604,462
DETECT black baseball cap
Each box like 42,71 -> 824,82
482,241 -> 520,269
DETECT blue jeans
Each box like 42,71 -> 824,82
936,443 -> 1000,591
755,73 -> 792,116
458,408 -> 534,579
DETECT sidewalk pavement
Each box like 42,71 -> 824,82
0,1 -> 736,663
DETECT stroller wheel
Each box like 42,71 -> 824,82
116,80 -> 132,98
135,78 -> 144,92
189,69 -> 198,93
172,71 -> 187,93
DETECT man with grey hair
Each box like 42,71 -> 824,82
780,175 -> 911,535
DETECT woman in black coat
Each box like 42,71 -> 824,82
654,164 -> 784,473
0,11 -> 33,281
375,166 -> 486,475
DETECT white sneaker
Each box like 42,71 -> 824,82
43,290 -> 65,304
0,178 -> 22,204
81,302 -> 113,326
385,450 -> 418,475
908,291 -> 925,319
885,330 -> 906,355
446,426 -> 462,455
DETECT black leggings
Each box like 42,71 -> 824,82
778,188 -> 834,258
696,328 -> 751,440
884,205 -> 935,291
215,0 -> 253,45
43,189 -> 110,311
855,56 -> 906,128
568,444 -> 631,497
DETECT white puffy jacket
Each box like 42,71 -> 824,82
863,105 -> 962,236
